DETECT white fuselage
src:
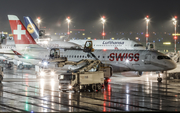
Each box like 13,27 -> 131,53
14,47 -> 176,72
58,49 -> 176,72
69,39 -> 145,50
0,39 -> 81,62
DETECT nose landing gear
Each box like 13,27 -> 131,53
157,77 -> 162,82
157,72 -> 163,83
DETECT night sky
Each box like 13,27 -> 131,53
1,0 -> 180,33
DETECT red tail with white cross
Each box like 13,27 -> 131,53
8,15 -> 36,44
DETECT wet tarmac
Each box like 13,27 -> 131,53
0,64 -> 180,112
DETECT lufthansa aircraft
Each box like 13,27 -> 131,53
24,16 -> 146,50
69,39 -> 146,50
7,15 -> 177,82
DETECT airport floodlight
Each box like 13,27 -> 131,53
101,16 -> 106,40
66,17 -> 71,41
37,17 -> 41,29
172,16 -> 177,53
145,16 -> 150,46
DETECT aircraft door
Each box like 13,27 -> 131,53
144,54 -> 151,64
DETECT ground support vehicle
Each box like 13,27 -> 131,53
58,71 -> 104,92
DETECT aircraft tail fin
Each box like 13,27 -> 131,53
24,16 -> 39,39
8,15 -> 42,49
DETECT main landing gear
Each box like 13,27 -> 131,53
157,71 -> 163,83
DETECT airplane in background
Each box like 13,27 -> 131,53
0,16 -> 81,69
69,39 -> 146,50
7,15 -> 177,82
24,16 -> 149,51
23,16 -> 81,49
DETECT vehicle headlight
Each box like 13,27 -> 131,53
51,71 -> 55,76
43,62 -> 48,66
40,71 -> 45,76
68,85 -> 72,89
59,85 -> 61,89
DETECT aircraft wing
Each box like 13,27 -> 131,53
0,52 -> 15,55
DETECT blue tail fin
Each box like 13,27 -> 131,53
23,16 -> 39,39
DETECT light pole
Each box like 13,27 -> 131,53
145,16 -> 150,45
37,17 -> 41,29
66,17 -> 71,40
172,16 -> 177,53
101,16 -> 106,40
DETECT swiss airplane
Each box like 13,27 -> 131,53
8,15 -> 177,82
0,16 -> 81,68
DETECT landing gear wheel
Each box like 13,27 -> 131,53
92,84 -> 96,92
73,85 -> 80,92
138,71 -> 143,77
97,84 -> 102,91
157,78 -> 162,83
0,75 -> 3,83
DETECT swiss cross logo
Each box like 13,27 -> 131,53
14,25 -> 26,40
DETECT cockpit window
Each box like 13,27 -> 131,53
157,56 -> 171,60
134,44 -> 143,47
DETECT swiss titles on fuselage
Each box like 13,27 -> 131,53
109,53 -> 139,62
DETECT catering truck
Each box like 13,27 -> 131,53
58,71 -> 104,92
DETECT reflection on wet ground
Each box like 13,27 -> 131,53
0,66 -> 180,112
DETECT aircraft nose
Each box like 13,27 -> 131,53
168,60 -> 177,70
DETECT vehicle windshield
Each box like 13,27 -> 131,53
60,74 -> 75,80
157,56 -> 171,60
